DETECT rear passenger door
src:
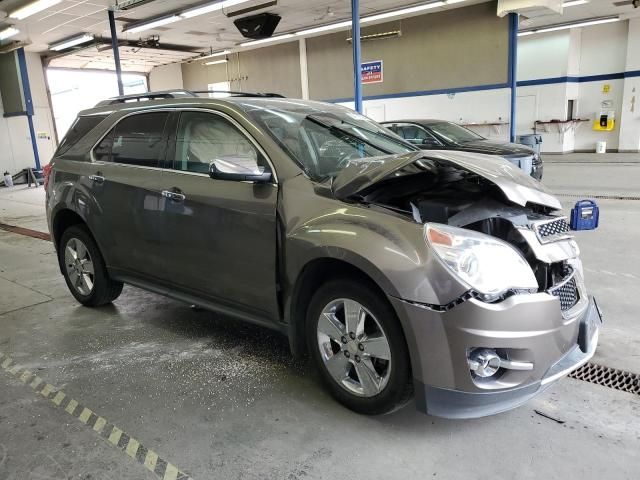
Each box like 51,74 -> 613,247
158,109 -> 280,321
88,111 -> 171,278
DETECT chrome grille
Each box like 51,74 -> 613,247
549,275 -> 579,311
537,218 -> 570,238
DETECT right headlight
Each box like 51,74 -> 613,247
424,223 -> 538,301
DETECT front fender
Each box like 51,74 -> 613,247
284,206 -> 468,306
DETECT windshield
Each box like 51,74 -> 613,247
243,102 -> 416,180
428,122 -> 484,144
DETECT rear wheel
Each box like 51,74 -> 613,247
59,225 -> 123,306
306,279 -> 413,415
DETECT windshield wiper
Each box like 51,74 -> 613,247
305,115 -> 394,155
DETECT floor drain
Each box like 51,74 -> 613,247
569,362 -> 640,395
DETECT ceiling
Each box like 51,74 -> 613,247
0,0 -> 638,72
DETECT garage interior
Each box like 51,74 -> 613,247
0,0 -> 639,479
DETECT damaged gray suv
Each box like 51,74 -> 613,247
45,91 -> 602,418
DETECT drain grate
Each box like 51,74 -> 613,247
569,362 -> 640,395
555,193 -> 640,201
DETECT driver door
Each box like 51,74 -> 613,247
158,110 -> 280,321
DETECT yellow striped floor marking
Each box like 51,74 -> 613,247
30,375 -> 43,390
144,450 -> 159,472
52,391 -> 66,406
78,407 -> 93,423
93,417 -> 107,433
40,383 -> 55,398
164,463 -> 179,480
0,350 -> 193,480
125,438 -> 140,458
65,399 -> 78,415
108,427 -> 123,446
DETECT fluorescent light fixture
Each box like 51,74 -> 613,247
204,58 -> 228,65
240,33 -> 294,47
125,15 -> 181,33
9,0 -> 61,19
295,20 -> 351,36
49,33 -> 94,51
200,49 -> 232,60
361,1 -> 445,24
518,16 -> 620,36
0,27 -> 20,41
181,0 -> 252,18
563,0 -> 588,6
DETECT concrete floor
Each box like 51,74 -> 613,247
0,156 -> 639,479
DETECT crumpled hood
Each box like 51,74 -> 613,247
448,139 -> 534,157
331,150 -> 561,210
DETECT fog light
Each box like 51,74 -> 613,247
468,348 -> 501,378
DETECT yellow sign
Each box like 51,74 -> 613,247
602,84 -> 611,94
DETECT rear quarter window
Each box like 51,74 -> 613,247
55,115 -> 107,157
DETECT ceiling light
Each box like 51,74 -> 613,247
518,16 -> 620,36
204,58 -> 228,65
295,20 -> 351,36
199,49 -> 232,59
0,27 -> 20,41
124,15 -> 181,33
361,1 -> 445,24
240,33 -> 294,47
563,0 -> 588,6
9,0 -> 62,19
181,0 -> 253,19
49,33 -> 94,51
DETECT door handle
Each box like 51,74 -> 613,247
162,190 -> 186,202
88,174 -> 105,184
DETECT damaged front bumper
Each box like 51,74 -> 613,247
390,290 -> 603,419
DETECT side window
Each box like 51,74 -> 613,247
401,125 -> 440,146
57,115 -> 107,156
93,130 -> 113,162
172,111 -> 261,174
109,112 -> 169,167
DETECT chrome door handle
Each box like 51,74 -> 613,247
162,190 -> 186,202
88,174 -> 104,184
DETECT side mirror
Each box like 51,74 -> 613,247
422,138 -> 440,146
209,155 -> 272,183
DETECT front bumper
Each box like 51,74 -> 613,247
390,293 -> 602,419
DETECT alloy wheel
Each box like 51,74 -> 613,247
316,298 -> 392,397
64,237 -> 95,296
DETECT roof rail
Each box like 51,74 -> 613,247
95,90 -> 197,106
190,90 -> 285,98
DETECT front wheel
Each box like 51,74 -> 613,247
59,225 -> 123,307
306,279 -> 413,415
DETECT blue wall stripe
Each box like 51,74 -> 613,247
327,69 -> 640,103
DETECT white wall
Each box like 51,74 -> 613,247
149,63 -> 184,91
619,18 -> 640,152
518,30 -> 570,80
0,51 -> 55,176
340,88 -> 512,141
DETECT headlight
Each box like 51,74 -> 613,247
425,223 -> 538,301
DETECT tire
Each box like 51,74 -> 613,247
59,225 -> 123,307
306,278 -> 413,415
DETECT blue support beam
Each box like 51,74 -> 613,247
108,9 -> 124,96
16,48 -> 41,170
351,0 -> 363,113
508,12 -> 519,143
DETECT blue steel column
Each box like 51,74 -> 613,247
508,12 -> 519,143
351,0 -> 362,113
16,48 -> 41,170
108,9 -> 124,96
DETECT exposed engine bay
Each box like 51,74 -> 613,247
362,159 -> 577,296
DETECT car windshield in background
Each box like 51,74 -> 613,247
429,122 -> 484,144
244,103 -> 416,180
